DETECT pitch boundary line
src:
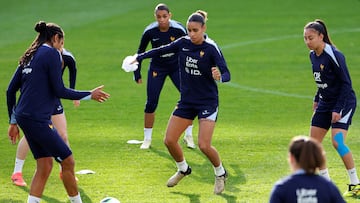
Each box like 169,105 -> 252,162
221,27 -> 360,99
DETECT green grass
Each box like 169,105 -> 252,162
1,0 -> 360,202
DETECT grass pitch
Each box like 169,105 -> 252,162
1,0 -> 360,202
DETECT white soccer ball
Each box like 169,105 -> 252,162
100,197 -> 121,203
121,54 -> 138,72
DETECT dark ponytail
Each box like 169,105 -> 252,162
289,136 -> 325,174
304,19 -> 334,45
19,21 -> 64,66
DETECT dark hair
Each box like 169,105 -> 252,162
304,19 -> 333,45
187,10 -> 208,26
289,136 -> 325,174
19,21 -> 64,66
154,3 -> 169,14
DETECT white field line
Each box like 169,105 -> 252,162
221,28 -> 360,99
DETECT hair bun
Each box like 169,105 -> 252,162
34,21 -> 47,33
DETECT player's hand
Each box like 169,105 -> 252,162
331,112 -> 341,123
212,67 -> 221,81
91,85 -> 110,103
8,124 -> 20,144
73,100 -> 80,107
136,79 -> 143,84
312,102 -> 318,111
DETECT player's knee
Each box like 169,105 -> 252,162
334,132 -> 350,157
61,156 -> 75,170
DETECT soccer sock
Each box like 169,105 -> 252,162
27,195 -> 41,203
214,163 -> 226,176
176,160 -> 189,172
144,128 -> 152,140
69,192 -> 82,203
319,168 -> 331,180
347,168 -> 360,185
185,125 -> 193,136
13,158 -> 25,174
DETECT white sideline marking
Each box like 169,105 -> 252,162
220,28 -> 360,99
225,82 -> 313,99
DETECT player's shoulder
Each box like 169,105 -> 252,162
143,21 -> 159,33
169,19 -> 186,32
62,48 -> 76,60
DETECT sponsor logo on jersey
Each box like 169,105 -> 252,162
182,48 -> 190,51
152,38 -> 160,41
185,56 -> 201,75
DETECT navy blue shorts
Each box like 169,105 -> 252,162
53,99 -> 64,115
173,102 -> 218,121
311,106 -> 356,130
16,116 -> 72,162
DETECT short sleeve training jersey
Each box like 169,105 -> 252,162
310,43 -> 356,113
10,44 -> 90,122
136,19 -> 187,70
137,36 -> 230,106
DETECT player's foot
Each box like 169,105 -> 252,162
343,184 -> 360,197
59,172 -> 79,182
167,166 -> 192,187
140,139 -> 151,149
183,135 -> 196,149
214,170 -> 228,195
11,172 -> 27,187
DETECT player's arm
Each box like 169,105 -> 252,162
6,66 -> 22,144
212,48 -> 230,82
332,52 -> 352,113
133,30 -> 150,83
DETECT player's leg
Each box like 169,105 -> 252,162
29,157 -> 53,197
141,69 -> 166,149
331,106 -> 360,197
52,113 -> 69,146
165,115 -> 193,187
197,107 -> 227,194
310,111 -> 331,179
169,69 -> 195,148
11,136 -> 30,186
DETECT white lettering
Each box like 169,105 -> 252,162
316,83 -> 328,89
296,188 -> 318,203
185,56 -> 201,75
313,72 -> 321,82
22,68 -> 32,74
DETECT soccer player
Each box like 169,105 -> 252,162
133,3 -> 195,149
304,19 -> 360,198
10,45 -> 80,187
269,136 -> 345,202
6,21 -> 110,203
134,10 -> 230,194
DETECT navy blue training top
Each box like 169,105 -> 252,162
62,48 -> 77,89
310,43 -> 356,113
133,19 -> 187,81
6,44 -> 90,122
269,172 -> 345,203
137,36 -> 230,106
